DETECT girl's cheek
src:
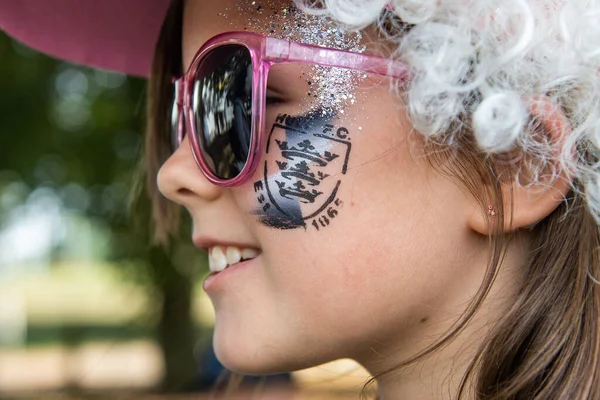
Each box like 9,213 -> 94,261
251,109 -> 356,232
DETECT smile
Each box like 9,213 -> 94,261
208,245 -> 261,273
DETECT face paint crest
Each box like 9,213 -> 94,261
253,108 -> 352,230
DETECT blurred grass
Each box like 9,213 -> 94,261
0,262 -> 148,348
0,261 -> 215,347
1,261 -> 147,324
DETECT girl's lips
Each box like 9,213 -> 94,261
193,236 -> 260,254
203,255 -> 260,292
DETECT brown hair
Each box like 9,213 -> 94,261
145,0 -> 184,245
144,1 -> 600,398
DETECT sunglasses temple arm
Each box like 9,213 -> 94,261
265,37 -> 410,79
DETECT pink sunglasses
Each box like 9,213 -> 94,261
172,31 -> 409,187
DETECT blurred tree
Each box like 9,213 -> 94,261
0,32 -> 202,392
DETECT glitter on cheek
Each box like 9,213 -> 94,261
278,8 -> 367,114
222,1 -> 368,114
305,66 -> 366,114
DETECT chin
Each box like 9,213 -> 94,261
212,325 -> 318,375
213,341 -> 292,375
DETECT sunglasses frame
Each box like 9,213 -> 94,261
172,31 -> 410,187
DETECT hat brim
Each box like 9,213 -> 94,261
0,0 -> 172,77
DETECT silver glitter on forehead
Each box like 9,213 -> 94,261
227,1 -> 367,114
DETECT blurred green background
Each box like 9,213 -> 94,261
0,32 -> 369,400
0,29 -> 219,397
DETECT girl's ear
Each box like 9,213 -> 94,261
468,97 -> 572,235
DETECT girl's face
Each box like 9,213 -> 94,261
158,0 -> 491,374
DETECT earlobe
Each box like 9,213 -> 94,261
468,96 -> 572,235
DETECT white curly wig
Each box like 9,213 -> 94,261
295,0 -> 600,221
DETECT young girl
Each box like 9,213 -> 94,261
2,0 -> 600,398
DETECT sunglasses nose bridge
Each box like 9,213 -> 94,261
173,78 -> 185,107
171,78 -> 190,151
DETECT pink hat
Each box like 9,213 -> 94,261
0,0 -> 172,77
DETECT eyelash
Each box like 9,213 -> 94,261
266,97 -> 282,105
266,89 -> 284,105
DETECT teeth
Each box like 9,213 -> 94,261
226,247 -> 242,266
209,246 -> 228,273
241,248 -> 260,259
208,245 -> 261,273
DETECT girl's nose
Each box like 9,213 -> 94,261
157,135 -> 223,208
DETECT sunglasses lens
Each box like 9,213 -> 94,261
193,45 -> 253,180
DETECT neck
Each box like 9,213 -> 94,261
371,331 -> 480,400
